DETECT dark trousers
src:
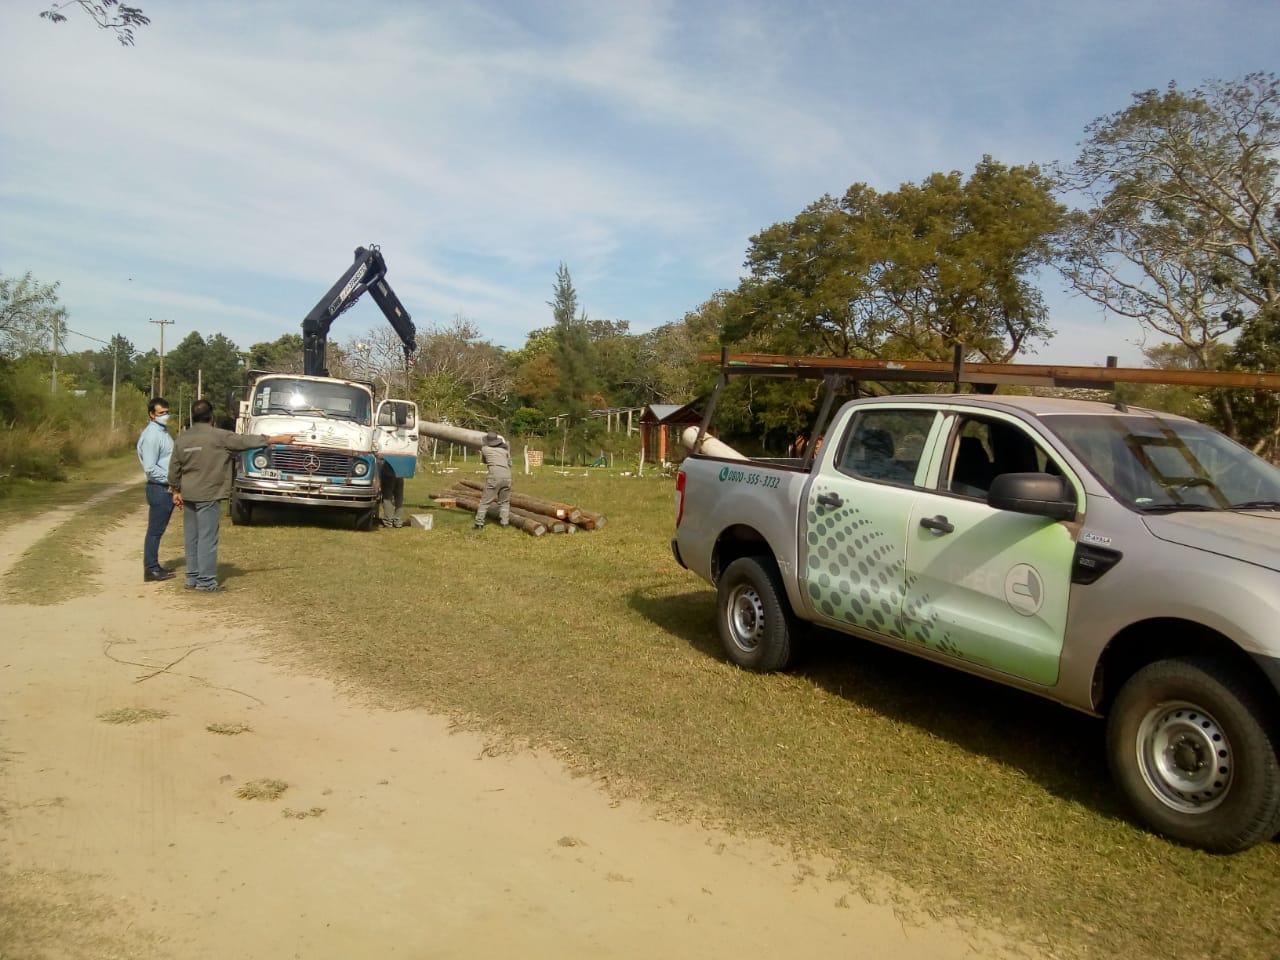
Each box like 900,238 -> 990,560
143,482 -> 174,574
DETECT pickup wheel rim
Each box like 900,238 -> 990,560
726,583 -> 766,653
1134,699 -> 1232,814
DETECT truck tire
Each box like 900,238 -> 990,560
229,492 -> 252,526
717,556 -> 797,673
354,506 -> 377,531
1106,657 -> 1280,853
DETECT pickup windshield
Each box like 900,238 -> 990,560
250,379 -> 372,425
1045,413 -> 1280,511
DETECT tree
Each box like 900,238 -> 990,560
247,334 -> 304,374
548,263 -> 598,416
1057,73 -> 1280,377
163,332 -> 246,419
737,157 -> 1064,363
39,1 -> 150,46
1,271 -> 67,358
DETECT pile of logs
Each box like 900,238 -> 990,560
435,479 -> 607,537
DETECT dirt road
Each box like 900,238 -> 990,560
0,489 -> 1029,959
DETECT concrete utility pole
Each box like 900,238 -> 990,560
150,318 -> 173,395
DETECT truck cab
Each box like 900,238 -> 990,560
231,372 -> 417,530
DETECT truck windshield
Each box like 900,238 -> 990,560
1046,413 -> 1280,511
251,379 -> 371,425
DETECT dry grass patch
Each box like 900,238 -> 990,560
236,778 -> 289,801
206,721 -> 252,735
97,706 -> 169,725
282,807 -> 325,819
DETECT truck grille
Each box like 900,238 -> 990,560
270,448 -> 359,477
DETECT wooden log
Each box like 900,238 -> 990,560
417,421 -> 489,450
574,507 -> 607,531
453,479 -> 579,521
444,490 -> 545,536
442,486 -> 563,534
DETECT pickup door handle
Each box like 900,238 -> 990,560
816,492 -> 844,508
919,515 -> 954,535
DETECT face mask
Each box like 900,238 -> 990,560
155,413 -> 170,425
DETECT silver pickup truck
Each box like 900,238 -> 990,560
672,393 -> 1280,852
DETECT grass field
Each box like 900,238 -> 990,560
5,459 -> 1279,958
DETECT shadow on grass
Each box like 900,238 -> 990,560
630,582 -> 1125,823
628,587 -> 722,662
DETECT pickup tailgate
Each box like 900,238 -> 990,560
674,455 -> 811,599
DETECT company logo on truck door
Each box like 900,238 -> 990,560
718,465 -> 781,489
1004,564 -> 1045,616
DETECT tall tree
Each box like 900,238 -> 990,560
1057,73 -> 1280,376
548,263 -> 598,416
39,1 -> 150,46
0,271 -> 67,358
738,157 -> 1064,363
247,334 -> 305,374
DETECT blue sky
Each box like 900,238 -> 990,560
1,0 -> 1277,370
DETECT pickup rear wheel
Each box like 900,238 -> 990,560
717,556 -> 797,672
1106,657 -> 1280,853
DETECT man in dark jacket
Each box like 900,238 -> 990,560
168,399 -> 296,591
474,432 -> 512,530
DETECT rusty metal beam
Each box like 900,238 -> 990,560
697,352 -> 1280,391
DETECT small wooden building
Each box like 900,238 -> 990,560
639,402 -> 701,464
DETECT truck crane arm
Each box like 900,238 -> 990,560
301,245 -> 418,377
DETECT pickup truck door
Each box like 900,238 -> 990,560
374,399 -> 420,479
902,413 -> 1078,686
801,407 -> 942,640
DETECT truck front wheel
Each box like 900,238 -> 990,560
229,492 -> 252,526
1106,657 -> 1280,853
717,556 -> 797,673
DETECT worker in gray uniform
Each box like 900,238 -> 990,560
474,432 -> 512,530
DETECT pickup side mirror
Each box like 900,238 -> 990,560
987,472 -> 1077,522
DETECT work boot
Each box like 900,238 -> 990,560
473,522 -> 484,530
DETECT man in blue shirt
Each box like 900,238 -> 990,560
137,396 -> 176,582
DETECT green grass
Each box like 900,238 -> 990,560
7,461 -> 1280,958
0,453 -> 139,523
2,483 -> 145,604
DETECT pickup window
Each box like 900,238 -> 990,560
945,416 -> 1063,500
836,410 -> 933,485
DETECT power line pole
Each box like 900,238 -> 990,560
150,318 -> 174,395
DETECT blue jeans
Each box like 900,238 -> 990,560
182,500 -> 223,589
143,482 -> 174,574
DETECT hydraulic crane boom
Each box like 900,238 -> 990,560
301,245 -> 418,377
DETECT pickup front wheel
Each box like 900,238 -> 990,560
1107,657 -> 1280,853
717,556 -> 796,672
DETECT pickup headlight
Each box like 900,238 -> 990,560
252,453 -> 269,469
353,460 -> 370,477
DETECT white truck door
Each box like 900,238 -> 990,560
902,414 -> 1077,686
374,399 -> 420,479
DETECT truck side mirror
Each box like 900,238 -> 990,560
987,472 -> 1077,522
394,403 -> 408,427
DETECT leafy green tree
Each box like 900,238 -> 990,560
1,271 -> 67,359
548,263 -> 598,416
39,1 -> 150,46
164,332 -> 246,419
1224,306 -> 1280,457
738,157 -> 1064,363
1057,72 -> 1280,435
247,334 -> 304,373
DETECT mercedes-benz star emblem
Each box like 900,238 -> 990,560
304,455 -> 321,474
